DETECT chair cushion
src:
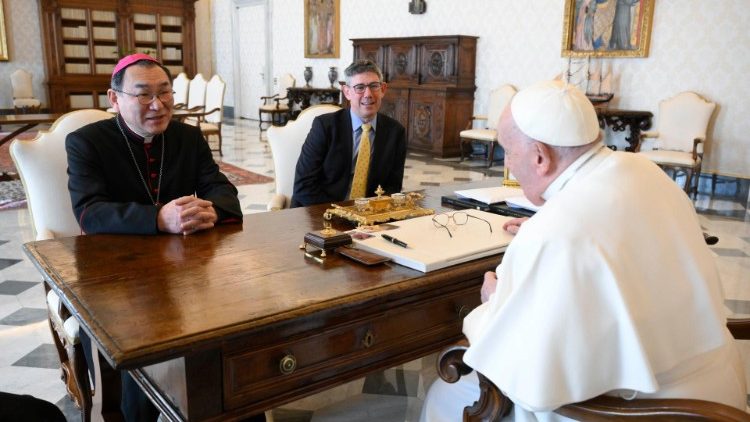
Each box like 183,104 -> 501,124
639,150 -> 701,167
459,128 -> 497,142
46,290 -> 79,344
13,98 -> 41,107
260,104 -> 290,112
199,122 -> 219,132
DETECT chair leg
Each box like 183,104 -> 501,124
217,132 -> 223,156
459,138 -> 466,162
684,169 -> 693,195
259,111 -> 265,132
487,142 -> 495,168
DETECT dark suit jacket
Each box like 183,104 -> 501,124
66,117 -> 242,234
291,108 -> 407,207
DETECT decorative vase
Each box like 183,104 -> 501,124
303,66 -> 313,88
328,67 -> 338,88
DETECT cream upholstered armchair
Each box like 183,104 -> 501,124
187,74 -> 226,155
172,72 -> 190,109
438,319 -> 750,421
259,73 -> 296,133
267,104 -> 340,210
186,72 -> 208,112
10,69 -> 42,113
10,109 -> 114,422
459,85 -> 517,168
636,92 -> 716,196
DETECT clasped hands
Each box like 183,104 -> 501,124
481,216 -> 528,303
157,195 -> 217,235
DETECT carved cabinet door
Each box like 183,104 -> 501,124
381,87 -> 409,132
386,41 -> 418,84
408,90 -> 445,152
419,41 -> 457,85
353,42 -> 385,73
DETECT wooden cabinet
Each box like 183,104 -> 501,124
39,0 -> 197,113
352,35 -> 477,157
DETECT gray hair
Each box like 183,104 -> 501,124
344,60 -> 384,85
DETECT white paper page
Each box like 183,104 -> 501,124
454,186 -> 523,204
505,195 -> 542,212
353,209 -> 516,272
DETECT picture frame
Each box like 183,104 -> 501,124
304,0 -> 340,59
0,0 -> 9,61
503,168 -> 520,188
561,0 -> 654,58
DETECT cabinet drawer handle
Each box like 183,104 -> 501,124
362,330 -> 375,348
457,305 -> 470,320
279,354 -> 297,375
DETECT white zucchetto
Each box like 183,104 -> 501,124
510,80 -> 600,147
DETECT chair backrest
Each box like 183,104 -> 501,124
172,72 -> 190,106
204,75 -> 226,124
10,69 -> 35,99
657,91 -> 716,152
267,104 -> 340,201
278,73 -> 296,97
187,73 -> 208,110
10,109 -> 113,241
486,85 -> 517,130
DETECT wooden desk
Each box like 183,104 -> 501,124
23,198 -> 494,421
287,87 -> 341,119
596,108 -> 653,152
0,113 -> 63,148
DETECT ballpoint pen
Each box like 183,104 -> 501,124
382,234 -> 408,248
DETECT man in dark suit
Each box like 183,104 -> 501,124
291,60 -> 407,207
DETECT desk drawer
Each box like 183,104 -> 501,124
223,287 -> 479,410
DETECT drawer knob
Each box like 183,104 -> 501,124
457,305 -> 470,320
279,354 -> 297,375
362,330 -> 375,348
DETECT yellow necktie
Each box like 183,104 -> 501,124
349,123 -> 372,199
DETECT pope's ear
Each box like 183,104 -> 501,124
533,142 -> 554,176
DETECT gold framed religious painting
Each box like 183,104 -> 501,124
0,0 -> 9,61
561,0 -> 654,58
304,0 -> 340,58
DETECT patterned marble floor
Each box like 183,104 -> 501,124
0,118 -> 748,421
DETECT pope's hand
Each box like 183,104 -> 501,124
158,196 -> 217,235
502,217 -> 529,235
481,271 -> 498,303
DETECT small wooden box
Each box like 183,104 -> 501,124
303,230 -> 352,253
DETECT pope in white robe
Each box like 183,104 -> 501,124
420,80 -> 746,421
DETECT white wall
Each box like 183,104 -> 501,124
214,0 -> 750,177
0,0 -> 47,108
2,0 -> 746,176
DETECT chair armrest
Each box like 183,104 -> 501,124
437,340 -> 513,421
557,396 -> 750,421
464,115 -> 489,130
267,194 -> 289,211
261,94 -> 279,100
693,137 -> 704,160
174,103 -> 187,110
636,130 -> 660,152
187,105 -> 205,113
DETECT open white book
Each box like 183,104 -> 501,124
505,195 -> 542,212
353,209 -> 515,272
455,186 -> 523,204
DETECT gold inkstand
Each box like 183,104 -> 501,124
324,185 -> 434,227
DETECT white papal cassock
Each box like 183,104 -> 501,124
421,145 -> 746,421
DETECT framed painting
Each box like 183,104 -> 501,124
0,0 -> 8,61
304,0 -> 340,58
561,0 -> 654,58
